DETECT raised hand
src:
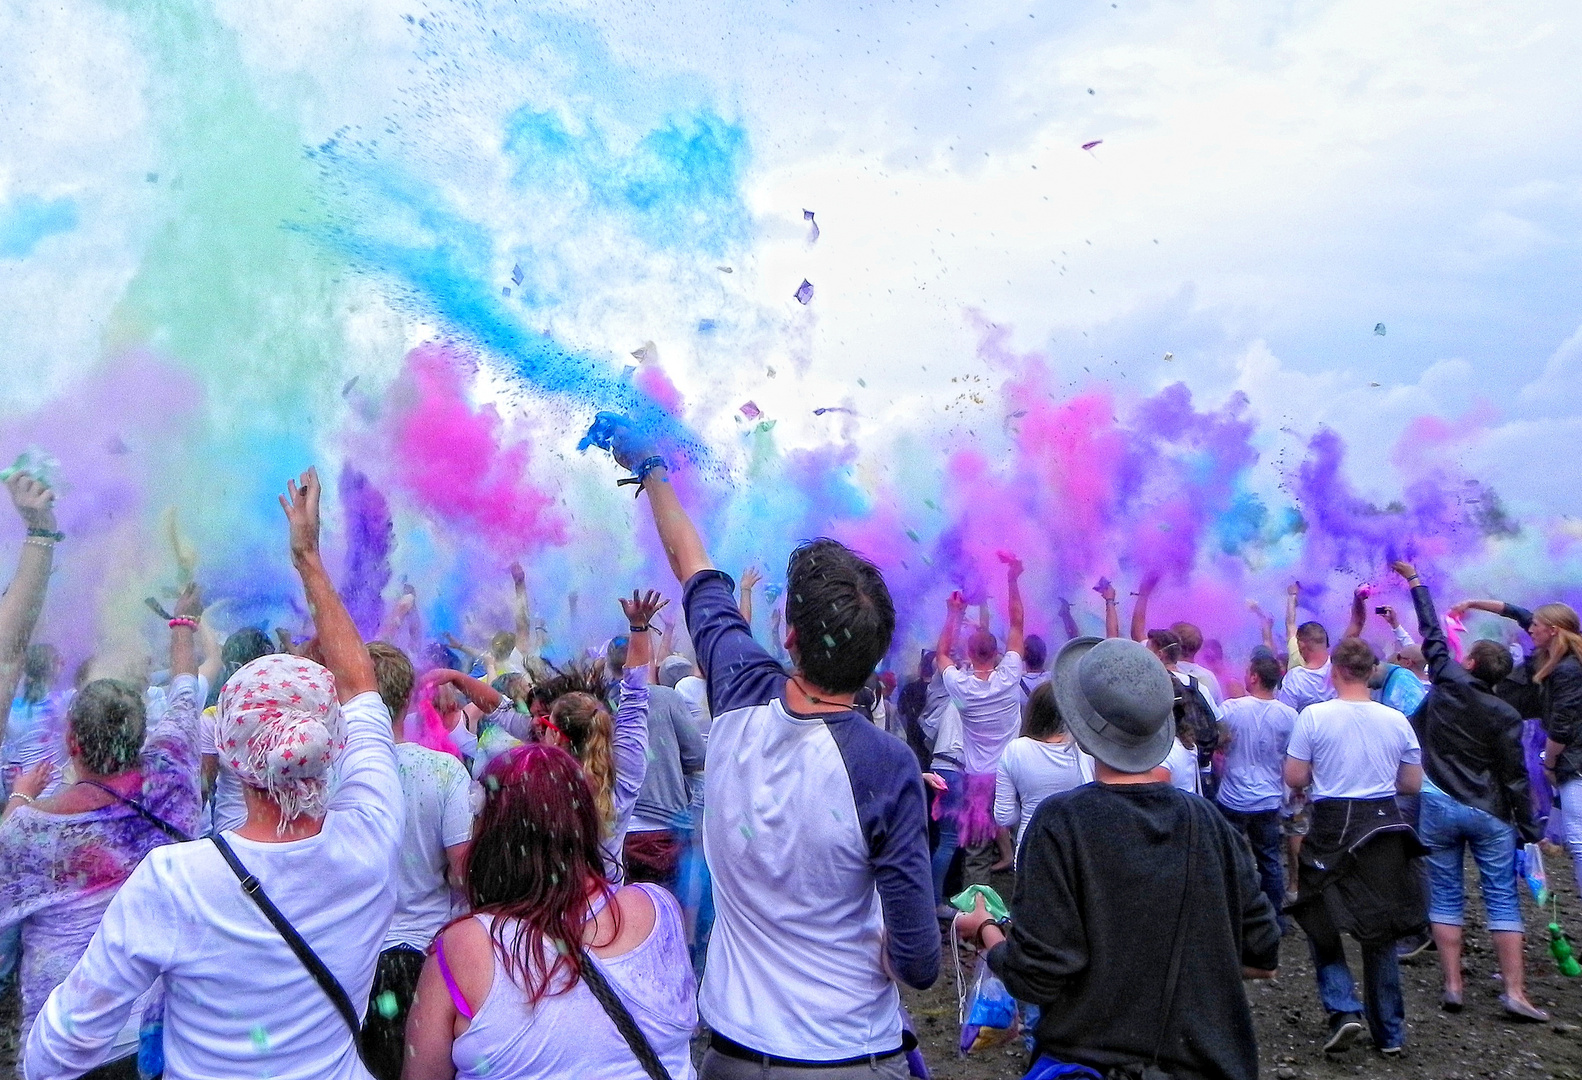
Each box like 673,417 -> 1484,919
946,590 -> 968,615
1286,581 -> 1301,598
740,566 -> 763,592
509,561 -> 526,589
172,583 -> 204,621
6,471 -> 56,534
619,589 -> 670,631
1391,560 -> 1418,581
1376,605 -> 1400,630
1447,601 -> 1471,619
996,550 -> 1024,579
11,760 -> 54,802
278,468 -> 323,565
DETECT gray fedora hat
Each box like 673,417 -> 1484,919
1053,636 -> 1176,774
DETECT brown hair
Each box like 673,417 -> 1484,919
1533,603 -> 1582,683
1330,637 -> 1378,682
367,642 -> 415,721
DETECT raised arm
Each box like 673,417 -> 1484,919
1391,561 -> 1462,686
738,566 -> 761,626
1448,598 -> 1528,628
1129,572 -> 1158,643
0,472 -> 57,745
509,562 -> 534,661
1003,554 -> 1025,658
1248,600 -> 1275,651
935,591 -> 967,674
431,669 -> 505,714
281,468 -> 376,701
1343,584 -> 1368,639
1284,582 -> 1300,657
1057,597 -> 1080,641
1100,580 -> 1120,639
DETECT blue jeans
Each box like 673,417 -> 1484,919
1307,934 -> 1404,1050
1216,804 -> 1285,921
1418,789 -> 1522,932
931,768 -> 962,906
1562,777 -> 1582,899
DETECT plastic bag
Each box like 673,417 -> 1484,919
1518,842 -> 1549,907
960,954 -> 1019,1054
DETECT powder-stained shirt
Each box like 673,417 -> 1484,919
685,570 -> 938,1062
1278,661 -> 1335,713
385,742 -> 475,951
1216,697 -> 1300,813
1,674 -> 203,1074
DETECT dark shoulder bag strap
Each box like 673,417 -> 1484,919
1149,801 -> 1200,1070
80,780 -> 192,843
209,834 -> 366,1062
577,948 -> 674,1080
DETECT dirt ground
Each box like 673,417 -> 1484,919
908,863 -> 1582,1080
4,863 -> 1581,1079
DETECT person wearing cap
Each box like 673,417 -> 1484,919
957,637 -> 1280,1080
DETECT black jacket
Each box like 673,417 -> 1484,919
1407,586 -> 1539,843
988,783 -> 1279,1080
1502,603 -> 1582,786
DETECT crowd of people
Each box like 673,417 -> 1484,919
0,419 -> 1578,1080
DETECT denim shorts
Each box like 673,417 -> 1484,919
1418,789 -> 1521,933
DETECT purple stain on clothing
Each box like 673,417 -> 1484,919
794,279 -> 815,305
337,465 -> 394,640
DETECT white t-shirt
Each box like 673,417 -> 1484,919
1286,698 -> 1422,802
385,743 -> 475,950
675,675 -> 711,738
199,706 -> 248,834
1164,738 -> 1200,794
993,737 -> 1093,856
1216,697 -> 1299,813
1277,661 -> 1334,713
1176,661 -> 1223,705
943,652 -> 1025,775
26,692 -> 402,1080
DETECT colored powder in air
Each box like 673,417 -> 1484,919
337,466 -> 394,640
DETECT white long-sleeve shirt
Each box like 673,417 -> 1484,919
26,692 -> 401,1080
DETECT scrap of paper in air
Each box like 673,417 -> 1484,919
1374,323 -> 1387,335
1082,140 -> 1103,151
803,209 -> 819,245
740,401 -> 762,420
795,279 -> 814,305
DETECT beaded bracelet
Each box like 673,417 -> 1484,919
168,617 -> 199,630
27,527 -> 64,542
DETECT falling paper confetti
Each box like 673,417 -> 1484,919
716,265 -> 733,273
1374,323 -> 1387,335
1082,139 -> 1103,151
511,263 -> 523,286
906,528 -> 920,542
804,208 -> 819,244
813,406 -> 856,416
740,401 -> 762,420
630,341 -> 657,363
794,279 -> 815,304
1163,352 -> 1173,362
341,376 -> 359,396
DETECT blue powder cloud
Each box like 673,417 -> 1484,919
0,194 -> 79,257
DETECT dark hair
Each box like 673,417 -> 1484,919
21,643 -> 60,704
367,642 -> 416,721
784,539 -> 895,694
208,626 -> 275,707
1247,653 -> 1283,693
1021,681 -> 1065,739
1023,635 -> 1048,671
1146,629 -> 1182,665
1296,621 -> 1329,650
67,680 -> 146,775
1169,622 -> 1203,657
896,677 -> 932,772
1331,637 -> 1378,682
465,744 -> 615,1006
1467,640 -> 1513,686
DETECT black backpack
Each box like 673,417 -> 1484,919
1173,675 -> 1219,767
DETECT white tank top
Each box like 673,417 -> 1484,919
451,884 -> 699,1080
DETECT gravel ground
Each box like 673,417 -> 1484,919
4,859 -> 1581,1078
908,860 -> 1582,1080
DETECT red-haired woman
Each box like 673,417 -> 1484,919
402,742 -> 698,1080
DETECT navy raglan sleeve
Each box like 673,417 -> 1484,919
828,721 -> 940,990
683,569 -> 786,714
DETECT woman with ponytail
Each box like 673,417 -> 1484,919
1451,597 -> 1582,894
402,742 -> 698,1080
533,590 -> 668,881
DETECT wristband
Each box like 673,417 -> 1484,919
27,527 -> 63,542
629,624 -> 652,633
7,792 -> 33,804
616,455 -> 668,496
168,617 -> 199,630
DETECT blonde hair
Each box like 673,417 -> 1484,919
1534,603 -> 1582,683
547,692 -> 616,832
